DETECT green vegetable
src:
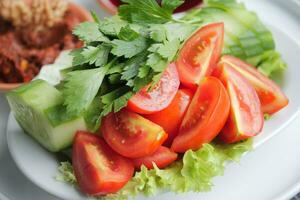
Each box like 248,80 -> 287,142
73,22 -> 109,43
57,139 -> 252,199
111,36 -> 149,58
264,113 -> 271,121
182,0 -> 286,77
63,66 -> 109,116
50,0 -> 286,198
118,0 -> 184,24
62,0 -> 193,130
7,80 -> 87,152
56,162 -> 77,185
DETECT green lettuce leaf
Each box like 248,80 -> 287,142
56,139 -> 252,199
56,162 -> 77,186
104,139 -> 252,199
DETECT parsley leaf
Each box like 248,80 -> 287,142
111,37 -> 149,58
164,23 -> 194,41
118,25 -> 140,41
62,66 -> 109,115
121,53 -> 148,81
84,96 -> 103,132
157,39 -> 181,61
118,0 -> 183,24
149,25 -> 167,42
99,16 -> 128,36
73,22 -> 108,43
81,45 -> 111,67
61,1 -> 189,128
161,0 -> 184,13
107,63 -> 124,74
101,87 -> 132,115
113,92 -> 133,112
70,48 -> 85,66
138,65 -> 151,78
149,23 -> 194,43
146,53 -> 168,73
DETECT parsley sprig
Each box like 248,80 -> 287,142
62,0 -> 195,131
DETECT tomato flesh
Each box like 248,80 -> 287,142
145,89 -> 193,147
101,110 -> 168,158
132,146 -> 178,170
220,55 -> 289,114
176,23 -> 224,89
72,131 -> 134,195
127,63 -> 180,114
171,77 -> 230,153
215,63 -> 264,143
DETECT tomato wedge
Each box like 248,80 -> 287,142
145,89 -> 193,147
132,146 -> 178,170
220,55 -> 289,114
171,77 -> 230,153
176,23 -> 224,89
72,131 -> 134,195
214,63 -> 264,143
101,109 -> 168,158
127,63 -> 180,114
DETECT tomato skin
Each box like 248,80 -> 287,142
101,110 -> 168,158
144,89 -> 194,147
214,63 -> 264,143
171,77 -> 230,153
72,131 -> 134,195
127,63 -> 180,114
220,55 -> 289,114
132,146 -> 178,170
176,23 -> 224,89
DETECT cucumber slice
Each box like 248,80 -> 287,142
7,80 -> 87,152
205,2 -> 275,51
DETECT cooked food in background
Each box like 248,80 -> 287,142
0,0 -> 89,84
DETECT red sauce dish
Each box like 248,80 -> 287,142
0,2 -> 93,91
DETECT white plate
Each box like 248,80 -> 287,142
5,0 -> 300,200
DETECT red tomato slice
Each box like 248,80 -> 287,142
171,77 -> 230,153
145,89 -> 193,147
176,23 -> 224,89
214,63 -> 264,143
127,63 -> 180,114
72,131 -> 134,195
132,146 -> 178,170
220,55 -> 289,114
101,109 -> 168,158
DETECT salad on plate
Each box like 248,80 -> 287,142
6,0 -> 289,199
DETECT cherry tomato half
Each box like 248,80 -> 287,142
101,110 -> 168,158
72,131 -> 134,195
214,62 -> 264,143
176,23 -> 224,89
132,146 -> 178,170
145,89 -> 194,147
127,63 -> 180,114
220,55 -> 289,115
171,77 -> 230,153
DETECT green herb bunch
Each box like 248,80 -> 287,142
62,0 -> 194,131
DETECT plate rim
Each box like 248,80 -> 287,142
5,115 -> 65,200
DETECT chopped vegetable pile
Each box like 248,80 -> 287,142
7,0 -> 289,199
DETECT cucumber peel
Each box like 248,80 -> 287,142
7,80 -> 87,152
